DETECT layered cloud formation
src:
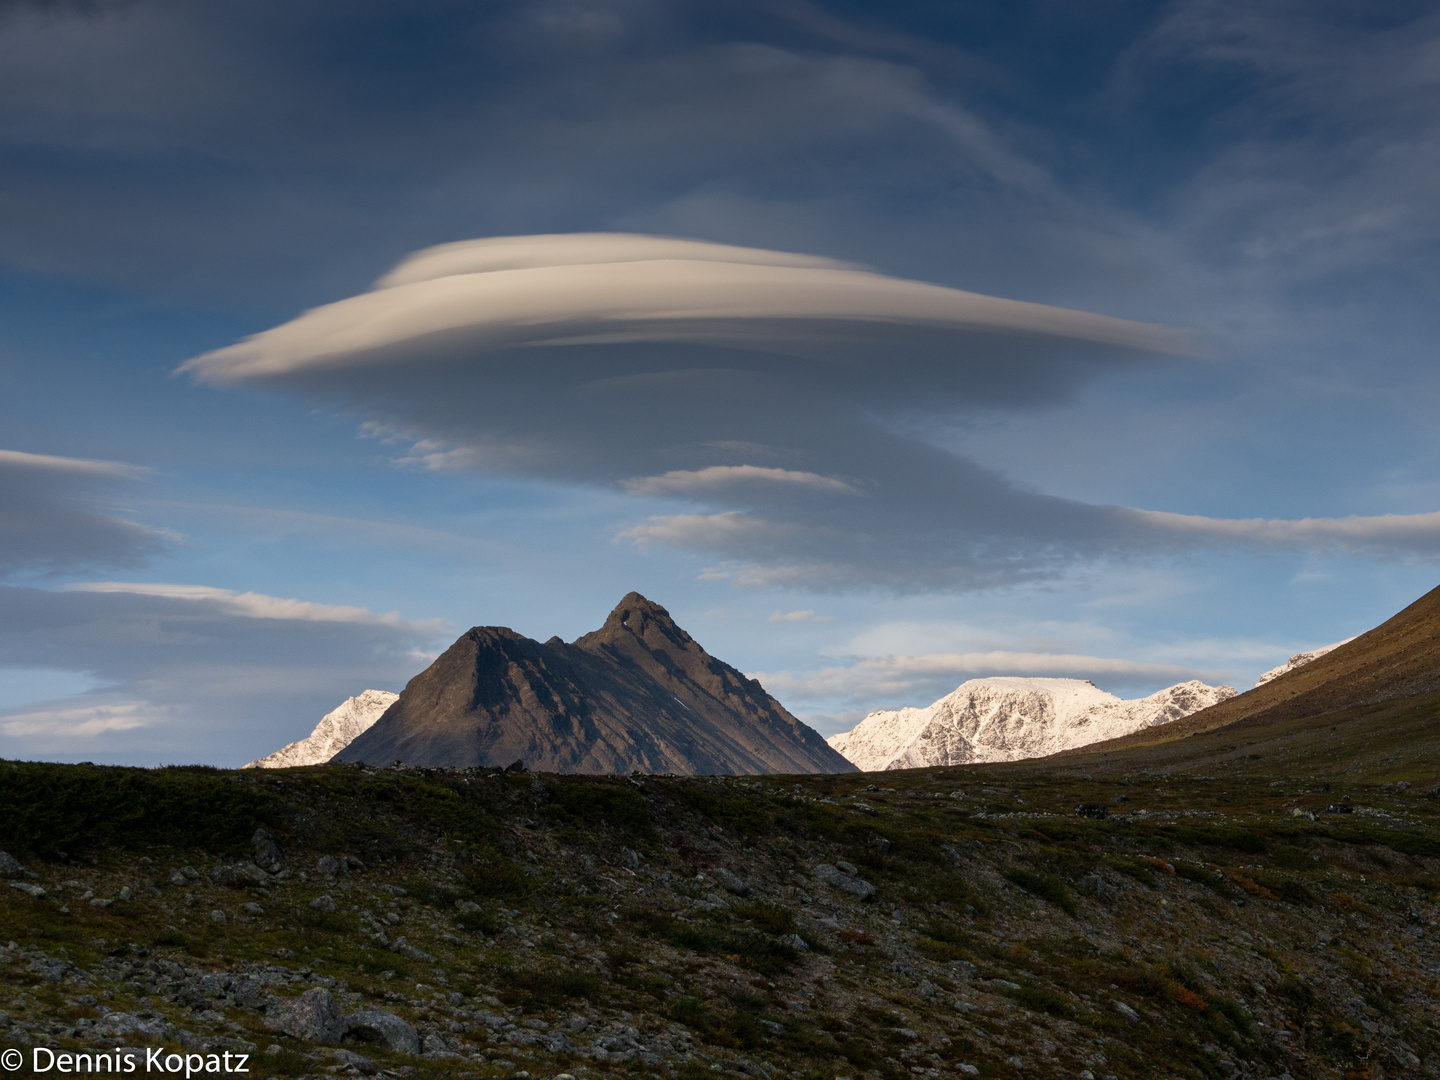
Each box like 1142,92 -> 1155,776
0,449 -> 166,576
0,449 -> 446,766
0,582 -> 444,766
183,234 -> 1440,590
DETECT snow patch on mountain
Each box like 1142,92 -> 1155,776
244,689 -> 398,769
1253,639 -> 1354,687
827,677 -> 1236,771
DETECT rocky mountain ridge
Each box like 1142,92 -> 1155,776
336,593 -> 854,775
244,690 -> 399,769
1253,639 -> 1352,687
828,677 -> 1236,771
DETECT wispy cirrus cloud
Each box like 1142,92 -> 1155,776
0,582 -> 447,766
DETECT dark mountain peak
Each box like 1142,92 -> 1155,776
587,592 -> 690,641
336,592 -> 855,775
577,592 -> 697,660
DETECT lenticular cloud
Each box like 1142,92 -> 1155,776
180,233 -> 1187,384
179,233 -> 1440,590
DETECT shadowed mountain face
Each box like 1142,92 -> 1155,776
335,593 -> 855,775
1070,581 -> 1440,757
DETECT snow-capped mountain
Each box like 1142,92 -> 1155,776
1253,639 -> 1354,687
827,677 -> 1237,772
244,690 -> 399,769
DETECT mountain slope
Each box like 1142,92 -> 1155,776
1253,638 -> 1352,686
244,690 -> 398,769
335,593 -> 854,775
1068,580 -> 1440,755
828,677 -> 1235,770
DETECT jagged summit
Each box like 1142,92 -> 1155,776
828,677 -> 1236,771
335,593 -> 854,775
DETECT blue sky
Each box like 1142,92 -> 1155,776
2,0 -> 1439,766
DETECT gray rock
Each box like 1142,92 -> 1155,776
1075,874 -> 1107,898
8,882 -> 45,898
950,960 -> 978,979
778,933 -> 809,952
812,863 -> 876,900
210,910 -> 227,925
94,1012 -> 174,1040
332,1048 -> 378,1074
918,980 -> 937,998
0,851 -> 36,879
455,899 -> 483,914
168,869 -> 189,886
251,829 -> 282,873
1111,1000 -> 1140,1021
214,863 -> 269,888
316,855 -> 343,878
835,860 -> 859,875
387,936 -> 436,963
310,895 -> 338,913
345,1009 -> 421,1054
714,867 -> 752,897
243,902 -> 266,916
179,865 -> 200,880
271,987 -> 346,1043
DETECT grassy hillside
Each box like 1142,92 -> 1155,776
1080,583 -> 1440,756
2,757 -> 1438,1080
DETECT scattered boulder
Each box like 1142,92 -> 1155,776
1112,1000 -> 1140,1021
332,1048 -> 378,1074
387,937 -> 436,963
94,1012 -> 174,1040
251,829 -> 282,873
210,910 -> 227,925
310,895 -> 338,913
8,882 -> 45,898
713,867 -> 752,897
214,863 -> 269,888
271,987 -> 346,1044
1075,804 -> 1108,820
345,1009 -> 420,1054
316,855 -> 343,878
1075,874 -> 1107,898
0,851 -> 37,879
813,863 -> 876,900
778,933 -> 809,952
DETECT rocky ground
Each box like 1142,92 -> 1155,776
2,760 -> 1439,1080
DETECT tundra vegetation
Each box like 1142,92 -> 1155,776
1,745 -> 1437,1080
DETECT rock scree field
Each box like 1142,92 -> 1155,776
1,741 -> 1438,1080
